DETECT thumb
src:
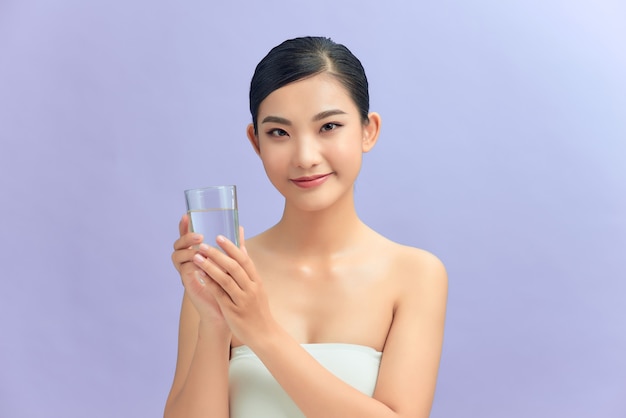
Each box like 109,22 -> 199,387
179,214 -> 190,237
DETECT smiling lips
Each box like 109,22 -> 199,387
291,173 -> 333,189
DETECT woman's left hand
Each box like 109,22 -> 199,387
191,226 -> 275,346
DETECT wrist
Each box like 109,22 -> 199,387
247,319 -> 285,355
198,320 -> 232,344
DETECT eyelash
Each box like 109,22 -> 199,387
265,123 -> 343,138
321,122 -> 342,132
267,128 -> 288,137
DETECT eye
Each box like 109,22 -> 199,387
267,128 -> 289,138
320,122 -> 342,132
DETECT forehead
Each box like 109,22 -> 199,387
258,73 -> 357,118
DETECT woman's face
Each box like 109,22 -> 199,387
248,73 -> 379,212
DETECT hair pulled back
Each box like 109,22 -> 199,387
249,36 -> 370,134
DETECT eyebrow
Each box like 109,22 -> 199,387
261,115 -> 291,125
312,109 -> 347,121
261,109 -> 348,125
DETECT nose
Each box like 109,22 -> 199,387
291,135 -> 321,169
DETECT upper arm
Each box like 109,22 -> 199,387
373,251 -> 448,417
165,291 -> 200,407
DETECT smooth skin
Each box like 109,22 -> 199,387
164,73 -> 448,418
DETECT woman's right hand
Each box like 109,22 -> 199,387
172,214 -> 227,325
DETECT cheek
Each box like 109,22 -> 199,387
330,140 -> 363,167
260,150 -> 288,176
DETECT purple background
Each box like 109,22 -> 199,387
1,1 -> 625,417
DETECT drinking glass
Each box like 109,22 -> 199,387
184,185 -> 239,247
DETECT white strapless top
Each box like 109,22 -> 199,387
229,343 -> 382,418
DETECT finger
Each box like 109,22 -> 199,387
216,231 -> 259,283
178,263 -> 202,286
238,226 -> 248,254
200,241 -> 253,291
179,268 -> 205,296
180,268 -> 229,305
178,214 -> 189,237
173,231 -> 203,251
172,247 -> 201,271
193,252 -> 243,302
185,269 -> 230,304
194,248 -> 237,283
193,269 -> 207,285
215,234 -> 239,258
201,269 -> 236,306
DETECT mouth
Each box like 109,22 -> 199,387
290,173 -> 333,188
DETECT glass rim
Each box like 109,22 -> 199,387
184,185 -> 237,194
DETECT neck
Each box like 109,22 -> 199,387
271,189 -> 366,257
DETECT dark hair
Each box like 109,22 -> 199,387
249,36 -> 370,134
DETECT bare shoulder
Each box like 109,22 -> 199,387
394,243 -> 447,318
370,230 -> 448,291
395,243 -> 447,286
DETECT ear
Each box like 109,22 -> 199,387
361,112 -> 381,153
246,123 -> 261,156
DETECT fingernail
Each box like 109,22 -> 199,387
192,234 -> 203,242
195,270 -> 206,284
193,254 -> 205,263
216,235 -> 226,242
199,243 -> 210,252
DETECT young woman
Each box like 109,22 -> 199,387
164,36 -> 448,418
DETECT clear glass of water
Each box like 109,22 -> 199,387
184,185 -> 239,247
